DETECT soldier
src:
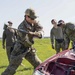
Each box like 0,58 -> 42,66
2,21 -> 17,64
1,8 -> 43,75
50,19 -> 65,54
57,20 -> 70,49
57,20 -> 75,49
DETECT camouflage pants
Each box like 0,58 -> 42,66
55,40 -> 65,54
71,41 -> 75,48
6,46 -> 12,64
1,42 -> 42,75
64,38 -> 70,49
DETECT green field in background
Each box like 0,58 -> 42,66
0,38 -> 71,75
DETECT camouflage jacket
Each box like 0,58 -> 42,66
63,23 -> 75,41
17,20 -> 43,47
2,28 -> 17,46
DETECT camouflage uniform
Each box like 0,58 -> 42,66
1,8 -> 43,75
63,22 -> 75,48
50,26 -> 65,54
63,32 -> 70,49
58,20 -> 70,49
2,24 -> 16,63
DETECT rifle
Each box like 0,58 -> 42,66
7,27 -> 29,34
3,23 -> 28,34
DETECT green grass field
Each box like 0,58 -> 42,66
0,38 -> 57,75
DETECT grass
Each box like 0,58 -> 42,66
0,38 -> 59,75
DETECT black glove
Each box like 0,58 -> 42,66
52,44 -> 54,49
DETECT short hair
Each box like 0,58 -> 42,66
51,19 -> 56,24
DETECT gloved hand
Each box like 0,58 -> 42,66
29,32 -> 34,35
52,44 -> 55,49
29,31 -> 41,38
3,45 -> 5,49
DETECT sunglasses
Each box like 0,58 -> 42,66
28,16 -> 35,20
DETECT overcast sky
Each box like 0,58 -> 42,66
0,0 -> 75,37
